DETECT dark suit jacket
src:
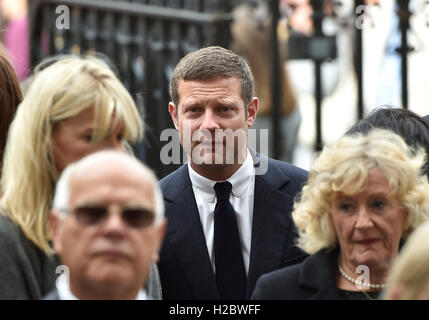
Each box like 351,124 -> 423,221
251,248 -> 343,299
158,152 -> 308,299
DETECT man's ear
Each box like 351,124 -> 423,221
49,209 -> 63,255
153,219 -> 167,263
169,102 -> 179,130
247,97 -> 259,127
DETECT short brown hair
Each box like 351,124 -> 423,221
169,46 -> 254,107
0,50 -> 23,177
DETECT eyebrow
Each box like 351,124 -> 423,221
74,201 -> 102,207
74,201 -> 153,209
73,125 -> 95,134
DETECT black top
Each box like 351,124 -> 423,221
252,247 -> 382,300
337,289 -> 380,300
0,213 -> 58,299
158,150 -> 309,299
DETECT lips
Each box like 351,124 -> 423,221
93,249 -> 131,260
198,141 -> 224,150
356,238 -> 379,245
199,141 -> 223,146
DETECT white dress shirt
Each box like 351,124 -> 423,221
188,149 -> 255,275
56,273 -> 148,300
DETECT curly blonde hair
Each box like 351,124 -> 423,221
1,55 -> 143,253
293,129 -> 429,254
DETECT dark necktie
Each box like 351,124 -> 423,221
213,181 -> 246,300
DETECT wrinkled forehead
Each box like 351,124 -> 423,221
177,76 -> 244,100
68,165 -> 156,207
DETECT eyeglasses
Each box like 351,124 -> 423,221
61,205 -> 155,229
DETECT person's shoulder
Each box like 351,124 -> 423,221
0,212 -> 46,266
262,157 -> 308,195
261,263 -> 302,285
267,157 -> 308,181
251,263 -> 303,299
0,210 -> 58,299
42,289 -> 60,300
159,165 -> 192,203
0,210 -> 54,262
159,165 -> 187,189
0,212 -> 24,245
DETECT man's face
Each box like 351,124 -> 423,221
169,76 -> 258,172
52,166 -> 164,299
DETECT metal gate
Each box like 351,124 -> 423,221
29,0 -> 234,178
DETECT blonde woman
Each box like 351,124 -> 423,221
384,220 -> 429,299
0,55 -> 161,299
252,129 -> 429,299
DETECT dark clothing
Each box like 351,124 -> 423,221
251,247 -> 380,300
0,213 -> 162,300
158,152 -> 308,299
0,214 -> 59,299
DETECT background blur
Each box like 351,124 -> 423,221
1,0 -> 428,176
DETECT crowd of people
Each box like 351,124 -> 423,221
1,43 -> 429,301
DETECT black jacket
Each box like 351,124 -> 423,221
158,151 -> 308,299
251,248 -> 346,299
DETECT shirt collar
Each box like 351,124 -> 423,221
56,273 -> 148,300
188,149 -> 254,203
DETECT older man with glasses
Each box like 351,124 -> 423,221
45,151 -> 167,300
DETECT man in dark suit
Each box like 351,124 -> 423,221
158,46 -> 308,300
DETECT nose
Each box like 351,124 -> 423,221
200,109 -> 220,131
102,207 -> 127,236
355,206 -> 374,229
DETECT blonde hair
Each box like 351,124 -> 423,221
293,129 -> 429,254
0,55 -> 143,253
384,220 -> 429,299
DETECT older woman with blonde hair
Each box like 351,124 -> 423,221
0,55 -> 162,299
384,220 -> 429,300
252,129 -> 429,299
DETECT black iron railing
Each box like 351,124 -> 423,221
29,1 -> 424,172
29,0 -> 234,178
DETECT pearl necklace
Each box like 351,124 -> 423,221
338,260 -> 387,289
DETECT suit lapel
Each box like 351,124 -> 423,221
163,165 -> 219,299
247,159 -> 294,298
301,249 -> 341,299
